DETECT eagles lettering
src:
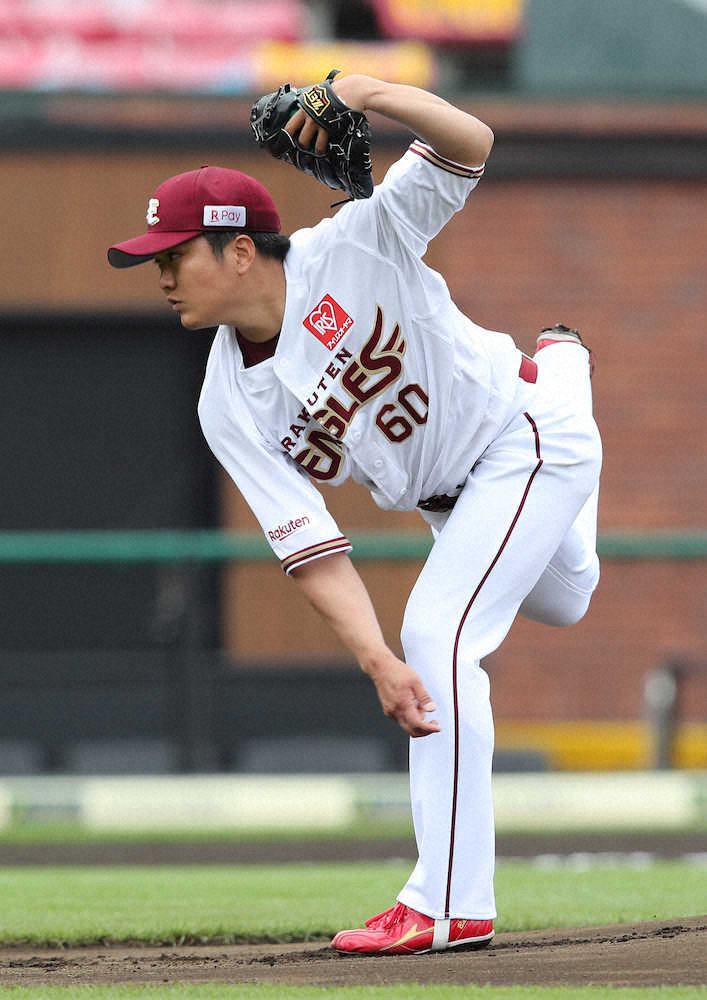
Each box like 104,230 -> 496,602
293,429 -> 345,481
313,306 -> 406,440
287,307 -> 426,480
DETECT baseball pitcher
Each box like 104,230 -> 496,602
108,72 -> 601,954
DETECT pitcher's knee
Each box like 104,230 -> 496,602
520,585 -> 594,627
544,595 -> 592,627
543,590 -> 593,627
401,605 -> 436,658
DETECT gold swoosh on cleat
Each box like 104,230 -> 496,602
380,923 -> 431,952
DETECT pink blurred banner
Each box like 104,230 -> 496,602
0,0 -> 301,91
0,0 -> 440,93
0,0 -> 304,44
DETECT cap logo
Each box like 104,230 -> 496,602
203,205 -> 247,227
301,84 -> 330,116
146,198 -> 160,226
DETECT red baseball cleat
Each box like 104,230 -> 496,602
536,323 -> 595,378
331,901 -> 494,955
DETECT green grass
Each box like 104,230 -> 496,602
2,819 -> 705,845
0,819 -> 415,844
0,987 -> 706,999
0,861 -> 704,946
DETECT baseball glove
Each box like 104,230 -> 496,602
249,69 -> 373,201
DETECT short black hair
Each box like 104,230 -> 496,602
202,229 -> 290,261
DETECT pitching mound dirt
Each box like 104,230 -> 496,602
0,917 -> 704,988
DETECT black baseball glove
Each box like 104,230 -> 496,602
249,69 -> 373,201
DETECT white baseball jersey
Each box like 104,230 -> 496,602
198,141 -> 526,575
198,141 -> 603,923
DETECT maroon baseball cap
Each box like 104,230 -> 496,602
108,165 -> 281,268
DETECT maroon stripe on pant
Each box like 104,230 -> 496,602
444,412 -> 543,917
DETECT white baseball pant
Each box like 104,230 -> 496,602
397,342 -> 602,919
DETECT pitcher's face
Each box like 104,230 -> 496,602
154,236 -> 238,330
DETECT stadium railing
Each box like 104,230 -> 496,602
1,529 -> 706,563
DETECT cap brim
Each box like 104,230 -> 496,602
107,231 -> 201,269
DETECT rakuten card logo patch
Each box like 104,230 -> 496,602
303,294 -> 353,351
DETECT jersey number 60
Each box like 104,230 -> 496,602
375,383 -> 429,443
